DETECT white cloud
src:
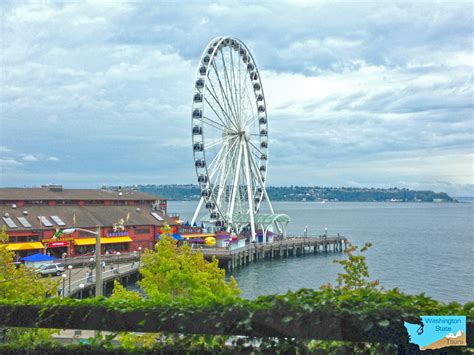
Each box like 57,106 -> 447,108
0,159 -> 23,169
0,1 -> 472,194
0,146 -> 13,154
22,154 -> 39,162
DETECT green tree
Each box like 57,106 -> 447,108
322,241 -> 380,291
0,237 -> 58,302
0,225 -> 9,243
109,223 -> 240,348
132,222 -> 240,304
0,230 -> 60,345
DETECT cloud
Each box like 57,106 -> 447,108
0,146 -> 13,154
0,159 -> 23,169
0,1 -> 472,195
22,154 -> 39,162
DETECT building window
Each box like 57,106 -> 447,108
135,228 -> 150,235
30,200 -> 45,204
10,235 -> 39,242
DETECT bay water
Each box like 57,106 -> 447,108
168,201 -> 473,304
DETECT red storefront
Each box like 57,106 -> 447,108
1,186 -> 177,259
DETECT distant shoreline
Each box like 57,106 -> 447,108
105,184 -> 457,203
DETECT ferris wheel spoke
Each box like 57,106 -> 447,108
243,85 -> 257,127
238,54 -> 243,128
206,149 -> 224,178
205,135 -> 235,150
229,47 -> 242,129
220,51 -> 240,128
242,141 -> 257,240
217,141 -> 240,217
208,137 -> 238,179
250,150 -> 263,164
206,81 -> 239,131
247,145 -> 274,214
210,139 -> 239,206
200,115 -> 226,131
228,142 -> 243,219
241,106 -> 256,134
230,48 -> 241,128
248,140 -> 265,157
238,61 -> 250,123
216,143 -> 237,213
211,61 -> 239,127
243,113 -> 260,130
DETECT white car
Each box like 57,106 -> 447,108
37,263 -> 65,277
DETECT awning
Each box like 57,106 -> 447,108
172,233 -> 184,241
22,253 -> 57,261
74,237 -> 132,246
6,242 -> 44,251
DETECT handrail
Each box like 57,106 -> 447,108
0,303 -> 471,348
63,262 -> 140,297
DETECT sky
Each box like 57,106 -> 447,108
0,1 -> 473,196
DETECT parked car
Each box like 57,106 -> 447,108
37,263 -> 65,277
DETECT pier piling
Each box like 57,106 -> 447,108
203,236 -> 347,271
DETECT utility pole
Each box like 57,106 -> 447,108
94,226 -> 102,297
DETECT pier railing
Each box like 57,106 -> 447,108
196,235 -> 346,270
59,252 -> 140,268
63,262 -> 140,298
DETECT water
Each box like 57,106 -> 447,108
168,201 -> 474,304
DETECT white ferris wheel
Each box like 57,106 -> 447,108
190,36 -> 275,241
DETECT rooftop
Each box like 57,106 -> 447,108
0,186 -> 162,202
0,204 -> 175,232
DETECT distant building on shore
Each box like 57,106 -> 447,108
0,185 -> 199,260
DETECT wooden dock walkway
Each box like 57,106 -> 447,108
59,235 -> 346,297
199,235 -> 347,271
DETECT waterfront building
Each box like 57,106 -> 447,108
0,185 -> 188,259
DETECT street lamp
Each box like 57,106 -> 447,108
63,226 -> 102,297
68,265 -> 73,292
79,283 -> 84,299
61,273 -> 67,299
138,246 -> 142,268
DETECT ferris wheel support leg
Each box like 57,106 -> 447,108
191,197 -> 204,226
228,142 -> 243,223
243,142 -> 256,242
248,148 -> 275,214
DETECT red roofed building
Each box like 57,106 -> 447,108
0,185 -> 179,259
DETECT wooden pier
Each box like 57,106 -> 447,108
61,235 -> 346,297
199,235 -> 347,271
